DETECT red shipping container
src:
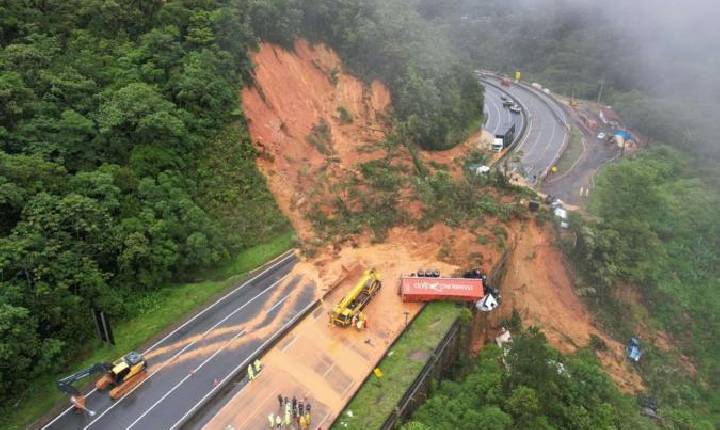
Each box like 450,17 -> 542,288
400,277 -> 485,303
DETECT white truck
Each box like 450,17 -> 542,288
491,136 -> 505,152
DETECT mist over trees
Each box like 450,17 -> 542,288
427,0 -> 720,160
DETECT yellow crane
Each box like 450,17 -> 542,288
330,269 -> 381,327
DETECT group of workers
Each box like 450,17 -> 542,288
268,395 -> 313,429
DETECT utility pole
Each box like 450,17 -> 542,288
596,78 -> 605,105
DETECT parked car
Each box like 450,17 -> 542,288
502,99 -> 514,107
509,105 -> 522,114
597,132 -> 607,140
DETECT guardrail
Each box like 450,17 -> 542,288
177,297 -> 318,429
478,78 -> 529,164
348,244 -> 513,430
479,71 -> 572,183
378,320 -> 461,430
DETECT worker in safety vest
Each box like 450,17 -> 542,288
285,401 -> 292,424
299,415 -> 308,429
267,413 -> 275,429
254,358 -> 263,374
275,415 -> 282,428
247,363 -> 255,381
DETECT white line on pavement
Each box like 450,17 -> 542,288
42,251 -> 294,429
171,299 -> 318,430
125,328 -> 249,430
83,275 -> 289,430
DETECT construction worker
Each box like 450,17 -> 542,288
292,396 -> 297,416
284,403 -> 292,426
247,363 -> 255,381
305,404 -> 312,427
268,413 -> 275,429
299,414 -> 308,430
278,394 -> 283,410
254,358 -> 263,374
275,414 -> 282,429
285,400 -> 293,425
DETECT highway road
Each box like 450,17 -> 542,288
480,75 -> 569,184
483,84 -> 523,138
42,251 -> 316,430
542,133 -> 621,205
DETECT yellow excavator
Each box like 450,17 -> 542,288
330,269 -> 381,327
56,351 -> 148,414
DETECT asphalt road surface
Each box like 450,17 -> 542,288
483,84 -> 523,138
481,76 -> 569,184
542,133 -> 621,205
43,251 -> 316,430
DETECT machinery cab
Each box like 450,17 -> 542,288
330,269 -> 381,327
110,352 -> 147,385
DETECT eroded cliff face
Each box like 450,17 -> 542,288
242,39 -> 391,240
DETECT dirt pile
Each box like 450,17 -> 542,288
482,220 -> 644,393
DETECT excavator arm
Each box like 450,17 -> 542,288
56,362 -> 111,396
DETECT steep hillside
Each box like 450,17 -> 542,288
242,40 -> 392,240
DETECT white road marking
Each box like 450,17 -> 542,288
125,328 -> 249,430
170,299 -> 319,430
42,250 -> 294,429
83,275 -> 290,429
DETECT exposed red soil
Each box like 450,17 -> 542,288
477,220 -> 645,393
239,40 -> 645,405
242,40 -> 392,241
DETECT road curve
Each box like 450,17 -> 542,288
483,84 -> 522,138
480,75 -> 569,184
42,251 -> 316,430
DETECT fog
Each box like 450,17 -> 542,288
601,0 -> 720,99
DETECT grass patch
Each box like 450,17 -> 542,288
332,302 -> 461,430
553,125 -> 584,175
307,119 -> 332,155
337,106 -> 354,124
1,232 -> 294,430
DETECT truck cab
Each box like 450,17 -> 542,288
491,136 -> 505,152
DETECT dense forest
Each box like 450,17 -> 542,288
403,328 -> 653,430
571,147 -> 720,427
413,0 -> 720,427
0,0 -> 484,416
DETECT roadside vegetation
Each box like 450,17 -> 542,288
566,146 -> 720,427
333,302 -> 462,430
0,232 -> 293,430
0,0 -> 489,422
403,327 -> 653,430
552,125 -> 584,176
434,0 -> 720,164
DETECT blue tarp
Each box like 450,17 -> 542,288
614,130 -> 633,140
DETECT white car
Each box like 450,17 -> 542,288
597,132 -> 607,140
509,105 -> 522,114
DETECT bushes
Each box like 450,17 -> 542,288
307,120 -> 332,155
568,146 -> 720,425
404,328 -> 653,430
